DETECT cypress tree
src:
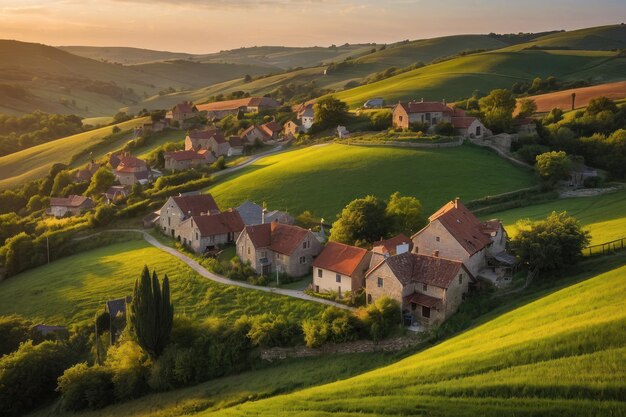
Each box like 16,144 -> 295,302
127,265 -> 173,359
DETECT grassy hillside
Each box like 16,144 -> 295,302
489,189 -> 626,245
200,259 -> 626,416
0,117 -> 147,189
333,48 -> 626,108
57,46 -> 196,65
521,24 -> 626,51
0,239 -> 324,325
206,143 -> 536,219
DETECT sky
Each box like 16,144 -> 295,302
0,0 -> 624,53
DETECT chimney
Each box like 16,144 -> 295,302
454,197 -> 460,208
571,92 -> 576,111
421,98 -> 424,103
262,208 -> 267,224
442,99 -> 446,105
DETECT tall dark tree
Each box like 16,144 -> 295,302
329,195 -> 390,247
127,266 -> 173,359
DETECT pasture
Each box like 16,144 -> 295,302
201,259 -> 626,416
206,143 -> 536,219
0,240 -> 325,325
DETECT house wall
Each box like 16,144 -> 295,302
282,233 -> 322,277
312,253 -> 371,294
117,172 -> 138,186
486,226 -> 507,256
228,147 -> 243,156
300,116 -> 313,131
236,231 -> 266,273
408,111 -> 451,127
365,263 -> 406,307
442,269 -> 470,318
159,197 -> 186,237
392,106 -> 410,129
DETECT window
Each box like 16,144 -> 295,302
303,240 -> 310,249
336,274 -> 341,283
435,236 -> 440,242
399,116 -> 403,122
195,232 -> 198,241
423,284 -> 428,292
377,277 -> 383,288
317,269 -> 323,278
367,294 -> 372,304
247,247 -> 250,255
459,274 -> 463,284
299,256 -> 306,264
168,217 -> 171,226
422,306 -> 431,318
209,236 -> 215,243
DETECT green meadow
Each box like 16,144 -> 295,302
207,143 -> 536,219
490,189 -> 626,245
199,259 -> 626,416
0,239 -> 325,325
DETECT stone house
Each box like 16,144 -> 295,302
235,201 -> 294,226
196,97 -> 279,118
513,118 -> 537,136
241,125 -> 269,144
105,296 -> 131,345
451,116 -> 487,138
103,185 -> 130,204
283,120 -> 304,137
392,100 -> 453,130
369,234 -> 413,268
259,120 -> 282,140
411,198 -> 509,283
164,149 -> 215,171
177,210 -> 245,254
236,221 -> 321,277
185,128 -> 226,152
295,103 -> 315,131
246,96 -> 280,113
365,252 -> 473,326
167,101 -> 198,125
312,241 -> 372,295
114,155 -> 152,185
206,133 -> 231,156
227,136 -> 244,156
159,194 -> 220,238
74,162 -> 101,183
48,195 -> 94,217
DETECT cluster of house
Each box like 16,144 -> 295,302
310,198 -> 514,327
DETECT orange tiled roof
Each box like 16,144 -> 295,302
372,233 -> 412,255
245,222 -> 310,255
313,241 -> 369,276
190,210 -> 245,236
398,101 -> 453,114
172,194 -> 220,216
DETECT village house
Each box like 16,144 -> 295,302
312,241 -> 372,295
185,128 -> 230,156
103,185 -> 130,204
295,103 -> 315,131
283,120 -> 304,138
411,198 -> 513,285
369,234 -> 413,268
237,221 -> 321,277
164,149 -> 215,171
48,195 -> 94,217
259,120 -> 283,140
114,155 -> 152,186
451,114 -> 488,138
513,118 -> 537,136
365,252 -> 474,327
235,200 -> 294,226
241,125 -> 269,144
337,125 -> 350,139
159,194 -> 220,237
166,101 -> 198,125
227,136 -> 244,156
74,161 -> 101,183
177,210 -> 245,254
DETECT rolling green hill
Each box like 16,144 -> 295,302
200,259 -> 626,416
518,24 -> 626,51
488,189 -> 626,246
206,143 -> 536,219
57,45 -> 196,65
0,239 -> 324,325
0,117 -> 147,189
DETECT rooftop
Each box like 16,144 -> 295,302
313,241 -> 369,276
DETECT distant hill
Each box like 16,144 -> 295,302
57,45 -> 196,65
518,24 -> 626,51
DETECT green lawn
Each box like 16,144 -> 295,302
0,117 -> 147,190
199,258 -> 626,416
206,143 -> 536,220
0,240 -> 325,325
134,128 -> 186,158
489,189 -> 626,245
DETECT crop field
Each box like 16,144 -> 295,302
200,259 -> 626,416
0,117 -> 147,189
487,189 -> 626,245
207,143 -> 536,219
0,240 -> 325,325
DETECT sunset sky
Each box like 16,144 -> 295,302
0,0 -> 624,53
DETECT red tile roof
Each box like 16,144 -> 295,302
165,150 -> 208,161
260,121 -> 282,137
172,194 -> 220,216
372,234 -> 412,255
244,222 -> 310,255
228,136 -> 243,147
50,195 -> 93,208
369,252 -> 466,289
427,199 -> 493,255
403,292 -> 442,308
188,128 -> 220,139
398,101 -> 453,114
116,156 -> 147,173
313,241 -> 369,276
451,116 -> 478,129
191,210 -> 244,236
172,101 -> 197,114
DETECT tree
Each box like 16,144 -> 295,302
150,110 -> 166,123
543,107 -> 563,125
0,315 -> 32,357
50,170 -> 73,197
113,111 -> 131,124
243,74 -> 252,83
329,196 -> 390,247
4,232 -> 36,276
512,211 -> 590,272
313,96 -> 349,128
434,121 -> 455,136
478,89 -> 516,133
86,166 -> 116,197
535,151 -> 573,185
127,266 -> 174,359
385,192 -> 425,235
517,98 -> 537,118
585,96 -> 617,116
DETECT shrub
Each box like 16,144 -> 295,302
247,274 -> 269,286
247,314 -> 301,347
409,121 -> 429,133
104,341 -> 151,401
57,363 -> 114,411
434,121 -> 455,136
359,297 -> 401,341
302,319 -> 329,348
0,315 -> 32,356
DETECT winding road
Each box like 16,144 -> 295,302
83,229 -> 354,311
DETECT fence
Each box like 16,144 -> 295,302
584,237 -> 626,257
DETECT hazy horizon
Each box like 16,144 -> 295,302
0,0 -> 624,54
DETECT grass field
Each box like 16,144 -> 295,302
0,240 -> 325,325
206,143 -> 536,219
198,257 -> 626,416
0,117 -> 147,190
487,189 -> 626,245
29,351 -> 406,417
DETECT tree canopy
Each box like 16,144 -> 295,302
535,151 -> 573,185
314,96 -> 349,128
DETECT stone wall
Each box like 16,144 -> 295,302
260,335 -> 423,361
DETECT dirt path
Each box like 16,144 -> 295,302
84,229 -> 354,311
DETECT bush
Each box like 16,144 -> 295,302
409,121 -> 429,133
57,363 -> 114,411
0,315 -> 32,356
246,314 -> 301,347
360,297 -> 401,341
302,319 -> 328,348
434,121 -> 455,136
104,341 -> 150,401
247,274 -> 269,286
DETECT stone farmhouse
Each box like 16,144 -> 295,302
227,136 -> 244,156
112,155 -> 152,185
185,128 -> 231,157
284,102 -> 315,136
312,241 -> 372,295
259,120 -> 283,140
513,117 -> 537,136
235,201 -> 294,226
241,125 -> 270,144
366,252 -> 473,326
164,149 -> 215,171
159,194 -> 220,237
166,101 -> 198,125
177,210 -> 245,254
237,221 -> 322,277
392,100 -> 488,138
411,198 -> 513,286
48,195 -> 94,217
